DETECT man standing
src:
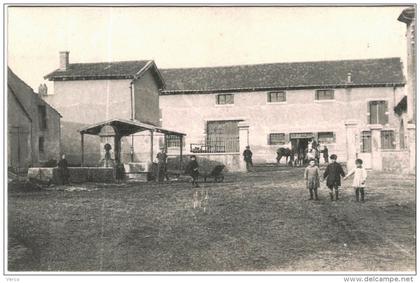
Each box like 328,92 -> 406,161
243,145 -> 253,172
156,148 -> 168,182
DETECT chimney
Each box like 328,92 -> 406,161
38,83 -> 48,96
59,51 -> 70,71
347,72 -> 352,83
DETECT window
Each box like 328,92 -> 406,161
381,130 -> 396,149
268,133 -> 286,145
368,101 -> 389,125
361,131 -> 372,153
166,134 -> 184,148
317,132 -> 335,143
267,91 -> 286,103
39,137 -> 45,153
216,94 -> 234,105
38,105 -> 47,130
315,89 -> 334,100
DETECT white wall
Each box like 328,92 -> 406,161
160,86 -> 405,163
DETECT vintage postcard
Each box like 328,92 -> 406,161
3,4 -> 417,282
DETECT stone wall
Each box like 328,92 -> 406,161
381,150 -> 410,174
28,167 -> 115,184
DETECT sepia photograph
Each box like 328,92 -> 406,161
3,3 -> 417,279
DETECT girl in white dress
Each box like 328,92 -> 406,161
344,159 -> 368,202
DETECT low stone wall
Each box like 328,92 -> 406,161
123,162 -> 151,182
28,167 -> 115,184
381,150 -> 410,174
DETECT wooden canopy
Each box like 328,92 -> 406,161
78,118 -> 185,168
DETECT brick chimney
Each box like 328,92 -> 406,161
59,51 -> 70,71
347,72 -> 352,83
38,83 -> 48,96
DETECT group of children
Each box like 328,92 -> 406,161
188,149 -> 368,202
304,154 -> 367,202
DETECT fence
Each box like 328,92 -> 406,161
190,137 -> 240,153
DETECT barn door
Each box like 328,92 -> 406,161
207,120 -> 240,152
8,127 -> 30,170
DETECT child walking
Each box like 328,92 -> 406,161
185,155 -> 200,188
304,159 -> 320,200
344,159 -> 368,202
323,154 -> 345,201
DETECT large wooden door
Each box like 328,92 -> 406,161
8,126 -> 30,170
206,120 -> 240,153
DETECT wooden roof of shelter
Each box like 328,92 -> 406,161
79,118 -> 185,137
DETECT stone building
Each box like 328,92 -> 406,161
44,52 -> 182,167
396,7 -> 416,174
8,68 -> 61,172
44,52 -> 409,172
160,58 -> 406,172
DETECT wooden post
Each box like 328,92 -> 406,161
130,134 -> 134,162
150,130 -> 154,163
164,134 -> 168,153
81,133 -> 84,167
179,135 -> 183,170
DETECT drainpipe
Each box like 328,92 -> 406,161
129,81 -> 135,120
129,80 -> 136,162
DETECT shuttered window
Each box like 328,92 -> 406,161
317,132 -> 335,143
315,89 -> 334,100
267,91 -> 286,103
38,105 -> 47,130
381,130 -> 396,149
361,131 -> 371,153
39,137 -> 45,153
368,101 -> 389,125
166,134 -> 184,148
268,133 -> 286,145
216,94 -> 234,105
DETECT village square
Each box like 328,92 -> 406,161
5,5 -> 417,274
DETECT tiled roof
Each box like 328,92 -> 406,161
160,57 -> 405,94
44,60 -> 152,80
9,67 -> 62,117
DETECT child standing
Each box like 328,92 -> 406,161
185,155 -> 200,188
344,159 -> 368,202
323,154 -> 345,201
304,159 -> 320,200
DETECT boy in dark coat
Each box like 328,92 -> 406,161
243,146 -> 253,172
185,155 -> 200,187
323,154 -> 345,201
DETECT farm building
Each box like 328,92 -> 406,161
8,68 -> 62,173
43,52 -> 184,177
44,52 -> 411,173
159,58 -> 408,172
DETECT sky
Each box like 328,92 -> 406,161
7,6 -> 411,92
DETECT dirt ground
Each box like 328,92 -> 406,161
7,166 -> 416,272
